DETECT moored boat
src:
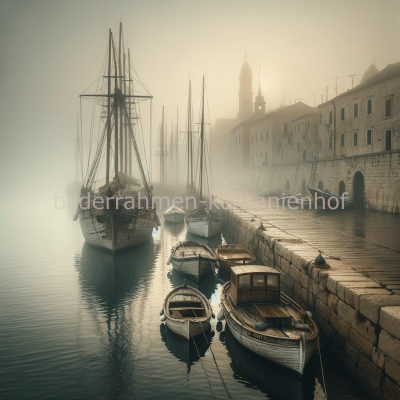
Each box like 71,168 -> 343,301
215,244 -> 256,269
307,186 -> 353,208
219,265 -> 318,375
256,188 -> 280,198
163,204 -> 185,223
161,281 -> 213,340
167,240 -> 218,282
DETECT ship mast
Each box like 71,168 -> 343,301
187,80 -> 194,188
118,22 -> 124,175
199,76 -> 205,202
128,48 -> 132,177
106,29 -> 112,185
160,106 -> 165,185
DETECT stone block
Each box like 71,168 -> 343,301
352,313 -> 378,345
345,287 -> 391,311
289,265 -> 301,283
350,328 -> 373,358
317,270 -> 330,288
327,293 -> 339,313
379,330 -> 400,365
280,259 -> 291,275
327,276 -> 338,295
380,306 -> 400,340
337,299 -> 358,327
310,281 -> 318,296
314,314 -> 332,339
345,342 -> 360,365
372,346 -> 385,369
383,376 -> 400,400
315,299 -> 330,322
359,295 -> 400,324
356,354 -> 384,397
300,273 -> 309,291
385,357 -> 400,385
317,285 -> 329,305
300,288 -> 309,304
330,311 -> 340,332
338,319 -> 351,341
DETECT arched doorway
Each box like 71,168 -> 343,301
353,171 -> 365,208
286,180 -> 290,191
303,150 -> 306,162
302,179 -> 307,195
318,180 -> 323,190
339,181 -> 345,196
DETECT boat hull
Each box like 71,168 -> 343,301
78,207 -> 156,253
186,217 -> 222,238
164,213 -> 185,223
171,255 -> 217,282
165,317 -> 211,341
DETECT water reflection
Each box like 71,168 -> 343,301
160,324 -> 214,373
167,267 -> 219,300
186,231 -> 222,250
77,241 -> 156,399
223,325 -> 318,400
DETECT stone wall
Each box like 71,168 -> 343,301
244,149 -> 400,213
219,204 -> 400,400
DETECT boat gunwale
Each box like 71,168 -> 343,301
163,284 -> 212,324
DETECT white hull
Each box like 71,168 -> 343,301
165,317 -> 211,341
164,213 -> 185,223
171,255 -> 217,282
79,207 -> 156,253
186,217 -> 222,238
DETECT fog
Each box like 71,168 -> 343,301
0,0 -> 399,209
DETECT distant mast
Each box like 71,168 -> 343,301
199,76 -> 205,202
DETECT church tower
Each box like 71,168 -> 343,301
254,66 -> 266,116
237,52 -> 253,121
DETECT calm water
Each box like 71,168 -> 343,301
0,207 -> 372,400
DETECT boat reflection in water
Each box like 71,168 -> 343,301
160,323 -> 214,373
186,231 -> 222,250
223,325 -> 319,400
167,267 -> 218,300
76,241 -> 156,398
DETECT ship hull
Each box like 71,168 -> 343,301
186,217 -> 222,238
164,213 -> 185,223
78,207 -> 156,253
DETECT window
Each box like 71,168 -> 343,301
318,139 -> 322,150
386,130 -> 392,151
354,132 -> 358,146
354,103 -> 358,118
367,129 -> 372,145
341,108 -> 345,120
341,134 -> 345,147
385,98 -> 392,118
253,274 -> 265,288
297,143 -> 300,152
329,136 -> 333,150
329,111 -> 333,124
319,113 -> 322,124
267,275 -> 279,290
308,138 -> 311,148
367,99 -> 372,115
238,274 -> 251,289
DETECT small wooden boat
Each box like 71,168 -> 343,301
256,188 -> 280,198
186,204 -> 223,238
167,240 -> 218,282
161,281 -> 213,340
163,205 -> 185,223
220,265 -> 318,375
215,244 -> 256,269
307,186 -> 353,208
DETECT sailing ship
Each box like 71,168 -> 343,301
76,24 -> 160,253
219,265 -> 318,375
185,77 -> 223,237
161,280 -> 213,340
215,244 -> 256,269
167,240 -> 218,282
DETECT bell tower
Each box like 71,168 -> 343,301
254,65 -> 266,116
237,52 -> 253,121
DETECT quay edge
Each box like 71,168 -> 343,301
217,201 -> 400,400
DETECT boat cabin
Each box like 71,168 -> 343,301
230,265 -> 281,306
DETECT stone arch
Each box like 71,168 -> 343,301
353,171 -> 365,208
318,180 -> 323,190
303,149 -> 306,162
286,180 -> 290,191
339,180 -> 346,196
302,179 -> 307,195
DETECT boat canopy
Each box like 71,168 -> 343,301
230,265 -> 280,306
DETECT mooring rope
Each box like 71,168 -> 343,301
318,335 -> 328,399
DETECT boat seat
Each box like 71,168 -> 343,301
169,307 -> 204,311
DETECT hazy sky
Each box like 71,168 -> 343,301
1,0 -> 399,208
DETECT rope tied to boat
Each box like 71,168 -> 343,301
318,335 -> 328,399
